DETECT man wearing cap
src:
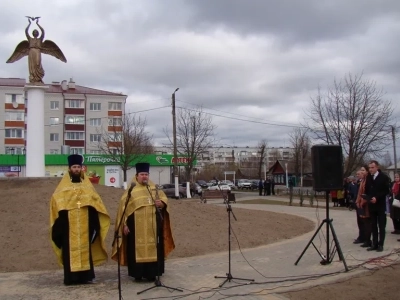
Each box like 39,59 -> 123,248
50,154 -> 110,285
111,162 -> 175,282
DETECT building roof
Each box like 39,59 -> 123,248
0,78 -> 26,87
0,78 -> 126,97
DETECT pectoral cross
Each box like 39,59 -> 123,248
147,197 -> 151,204
77,200 -> 81,208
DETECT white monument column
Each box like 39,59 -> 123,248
25,84 -> 49,177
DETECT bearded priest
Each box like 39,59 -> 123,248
50,154 -> 110,285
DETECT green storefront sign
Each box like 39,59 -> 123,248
0,154 -> 196,166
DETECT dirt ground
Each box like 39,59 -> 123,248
1,178 -> 399,300
0,178 -> 314,273
284,263 -> 400,300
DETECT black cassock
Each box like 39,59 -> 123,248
126,209 -> 165,280
52,206 -> 100,285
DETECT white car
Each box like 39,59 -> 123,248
221,180 -> 235,189
237,179 -> 252,189
208,183 -> 231,191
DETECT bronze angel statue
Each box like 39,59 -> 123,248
6,17 -> 67,84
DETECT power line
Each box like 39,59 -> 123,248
176,105 -> 306,129
176,99 -> 306,128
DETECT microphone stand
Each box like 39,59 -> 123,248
112,184 -> 134,300
137,184 -> 183,295
213,179 -> 254,287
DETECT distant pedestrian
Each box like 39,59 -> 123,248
258,179 -> 263,196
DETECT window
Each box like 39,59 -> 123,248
89,118 -> 101,126
65,115 -> 85,124
5,112 -> 24,121
65,132 -> 84,140
70,148 -> 84,155
50,101 -> 59,110
50,133 -> 59,142
66,100 -> 84,108
90,134 -> 101,142
50,149 -> 59,154
108,117 -> 122,126
5,147 -> 25,155
111,148 -> 120,155
90,103 -> 101,111
109,133 -> 122,141
108,102 -> 122,111
50,117 -> 59,125
90,150 -> 101,154
5,129 -> 23,138
5,94 -> 24,104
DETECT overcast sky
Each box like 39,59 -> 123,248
1,0 -> 400,151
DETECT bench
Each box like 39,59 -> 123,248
200,190 -> 236,203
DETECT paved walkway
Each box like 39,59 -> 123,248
1,196 -> 399,300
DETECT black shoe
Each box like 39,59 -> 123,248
391,230 -> 400,234
377,245 -> 383,252
367,246 -> 378,251
360,242 -> 371,248
397,239 -> 400,242
134,277 -> 143,282
353,239 -> 363,244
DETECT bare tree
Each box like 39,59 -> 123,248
98,113 -> 153,189
257,139 -> 268,179
289,128 -> 311,182
164,107 -> 216,182
305,73 -> 393,176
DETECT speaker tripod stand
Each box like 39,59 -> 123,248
295,191 -> 349,271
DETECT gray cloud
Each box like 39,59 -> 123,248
1,0 -> 399,150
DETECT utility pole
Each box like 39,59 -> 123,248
391,125 -> 397,175
172,88 -> 179,199
300,147 -> 303,187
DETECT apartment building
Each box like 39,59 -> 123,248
154,145 -> 294,170
0,78 -> 127,155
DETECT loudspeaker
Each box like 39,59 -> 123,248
312,145 -> 343,191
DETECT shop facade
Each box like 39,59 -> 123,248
0,154 -> 193,187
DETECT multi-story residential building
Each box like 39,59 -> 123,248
154,145 -> 294,170
0,78 -> 127,155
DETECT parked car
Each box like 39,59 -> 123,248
237,179 -> 252,190
160,183 -> 186,199
180,182 -> 202,196
193,182 -> 203,195
250,180 -> 259,190
221,180 -> 235,189
196,180 -> 208,189
208,183 -> 231,191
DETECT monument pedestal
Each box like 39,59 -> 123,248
25,84 -> 49,177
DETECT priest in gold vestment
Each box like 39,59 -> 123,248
111,162 -> 175,281
50,154 -> 110,285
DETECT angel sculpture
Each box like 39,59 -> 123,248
6,17 -> 67,84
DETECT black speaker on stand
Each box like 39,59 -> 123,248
295,145 -> 348,271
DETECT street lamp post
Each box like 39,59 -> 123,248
285,162 -> 288,188
300,147 -> 303,187
172,88 -> 180,199
391,125 -> 397,175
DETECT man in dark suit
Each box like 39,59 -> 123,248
364,160 -> 390,252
